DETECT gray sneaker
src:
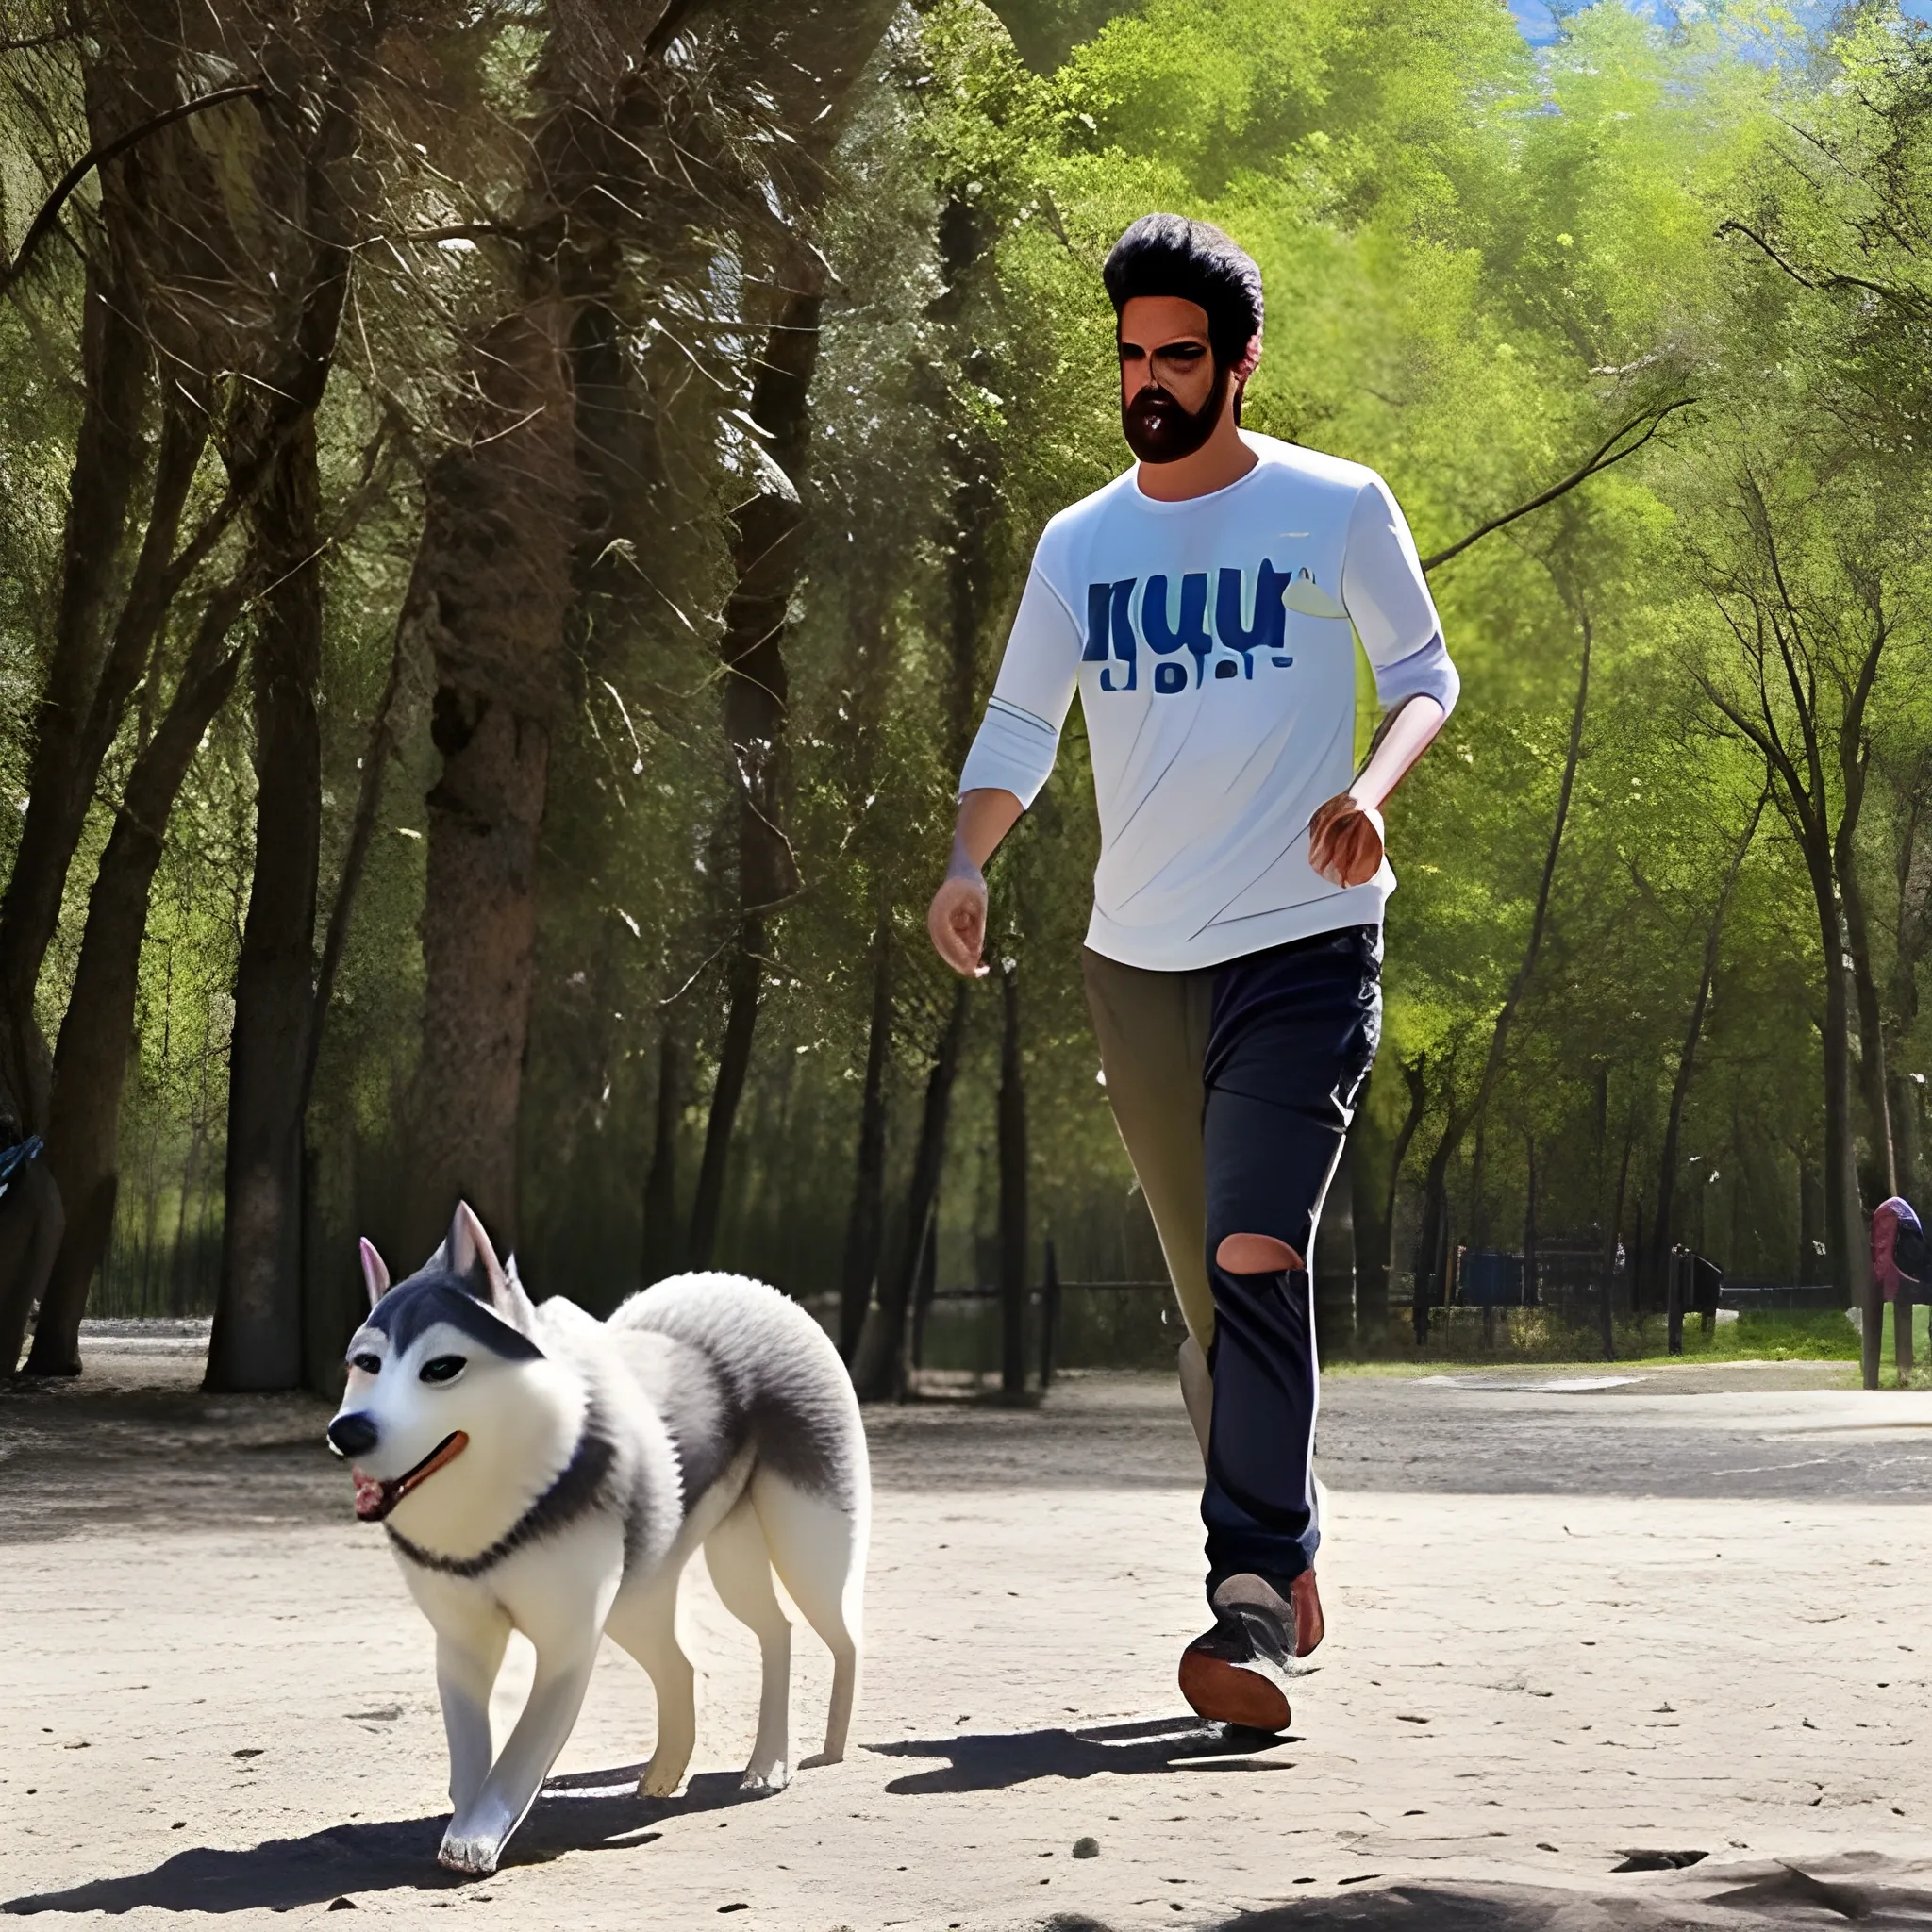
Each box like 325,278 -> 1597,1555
1178,1574 -> 1314,1732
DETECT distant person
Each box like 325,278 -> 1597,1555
1872,1195 -> 1924,1382
0,1112 -> 65,1375
926,214 -> 1456,1730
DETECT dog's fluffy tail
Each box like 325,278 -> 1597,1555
616,1270 -> 868,1515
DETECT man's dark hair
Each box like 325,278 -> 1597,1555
1102,213 -> 1264,368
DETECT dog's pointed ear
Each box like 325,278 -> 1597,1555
358,1238 -> 391,1310
447,1201 -> 538,1338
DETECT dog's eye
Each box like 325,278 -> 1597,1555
420,1356 -> 466,1384
351,1353 -> 381,1375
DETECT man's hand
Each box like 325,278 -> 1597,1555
927,791 -> 1022,977
928,864 -> 991,978
1308,792 -> 1385,889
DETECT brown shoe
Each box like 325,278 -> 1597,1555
1178,1573 -> 1313,1733
1291,1568 -> 1324,1657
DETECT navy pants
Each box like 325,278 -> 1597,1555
1201,925 -> 1381,1592
1082,925 -> 1381,1600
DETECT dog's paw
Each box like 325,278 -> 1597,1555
799,1750 -> 843,1769
639,1757 -> 688,1799
436,1831 -> 502,1876
740,1759 -> 791,1794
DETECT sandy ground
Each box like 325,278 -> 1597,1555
6,1337 -> 1932,1928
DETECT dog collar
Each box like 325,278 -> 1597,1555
386,1424 -> 615,1580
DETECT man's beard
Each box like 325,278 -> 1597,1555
1123,363 -> 1231,465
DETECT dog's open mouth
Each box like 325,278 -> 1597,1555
352,1432 -> 469,1523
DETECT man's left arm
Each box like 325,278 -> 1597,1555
1309,478 -> 1459,888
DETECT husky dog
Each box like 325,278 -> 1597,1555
325,1203 -> 869,1876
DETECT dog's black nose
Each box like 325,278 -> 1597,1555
328,1412 -> 378,1458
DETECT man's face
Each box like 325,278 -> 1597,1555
1118,294 -> 1228,464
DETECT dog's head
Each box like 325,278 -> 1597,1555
326,1202 -> 551,1525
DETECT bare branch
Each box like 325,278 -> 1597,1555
0,85 -> 268,301
1422,400 -> 1696,575
1716,219 -> 1927,317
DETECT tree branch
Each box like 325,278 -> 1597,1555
1421,399 -> 1696,575
0,85 -> 268,301
1716,219 -> 1927,318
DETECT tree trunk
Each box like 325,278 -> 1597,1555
1312,1141 -> 1356,1358
688,914 -> 765,1271
1805,851 -> 1861,1315
853,981 -> 970,1401
1600,1124 -> 1632,1360
1831,646 -> 1893,1201
1887,780 -> 1927,1203
642,1024 -> 685,1284
1648,794 -> 1764,1289
1413,1108 -> 1464,1344
840,908 -> 892,1360
22,590 -> 246,1374
1354,1052 -> 1426,1350
406,306 -> 579,1255
1413,588 -> 1594,1339
1840,844 -> 1895,1200
909,1200 -> 941,1372
0,391 -> 202,1130
1524,1132 -> 1539,1310
1471,591 -> 1593,1130
0,46 -> 158,1131
1798,1154 -> 1821,1287
998,960 -> 1029,1400
687,276 -> 824,1263
206,414 -> 330,1393
207,45 -> 364,1390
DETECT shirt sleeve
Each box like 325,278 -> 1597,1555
1341,476 -> 1459,717
958,555 -> 1083,808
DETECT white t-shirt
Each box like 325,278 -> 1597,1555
958,433 -> 1457,972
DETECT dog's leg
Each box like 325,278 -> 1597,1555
434,1608 -> 511,1816
438,1627 -> 601,1876
753,1473 -> 866,1766
706,1498 -> 792,1791
607,1581 -> 697,1799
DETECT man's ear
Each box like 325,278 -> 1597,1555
358,1238 -> 391,1310
446,1201 -> 539,1339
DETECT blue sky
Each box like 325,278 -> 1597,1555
1510,0 -> 1928,44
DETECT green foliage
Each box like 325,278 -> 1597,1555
4,0 -> 1931,1347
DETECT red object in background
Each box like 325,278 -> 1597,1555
1872,1196 -> 1924,1304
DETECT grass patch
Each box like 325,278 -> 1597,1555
1327,1305 -> 1886,1374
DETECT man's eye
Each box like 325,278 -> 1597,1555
352,1353 -> 381,1375
420,1356 -> 467,1384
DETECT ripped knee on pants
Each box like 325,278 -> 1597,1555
1215,1232 -> 1303,1274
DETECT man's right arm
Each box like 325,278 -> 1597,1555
928,789 -> 1024,978
926,558 -> 1084,978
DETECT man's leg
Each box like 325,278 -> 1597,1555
1081,948 -> 1214,1447
1179,927 -> 1379,1730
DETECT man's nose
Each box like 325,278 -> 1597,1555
328,1412 -> 378,1458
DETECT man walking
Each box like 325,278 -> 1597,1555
927,214 -> 1457,1730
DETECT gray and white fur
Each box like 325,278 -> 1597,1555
325,1202 -> 869,1876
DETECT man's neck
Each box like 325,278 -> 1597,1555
1134,419 -> 1258,503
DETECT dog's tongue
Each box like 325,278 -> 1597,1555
352,1471 -> 391,1521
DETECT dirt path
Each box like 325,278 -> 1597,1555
5,1347 -> 1932,1928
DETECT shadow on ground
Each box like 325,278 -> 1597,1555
0,1766 -> 762,1915
873,1715 -> 1294,1793
1056,1855 -> 1932,1929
